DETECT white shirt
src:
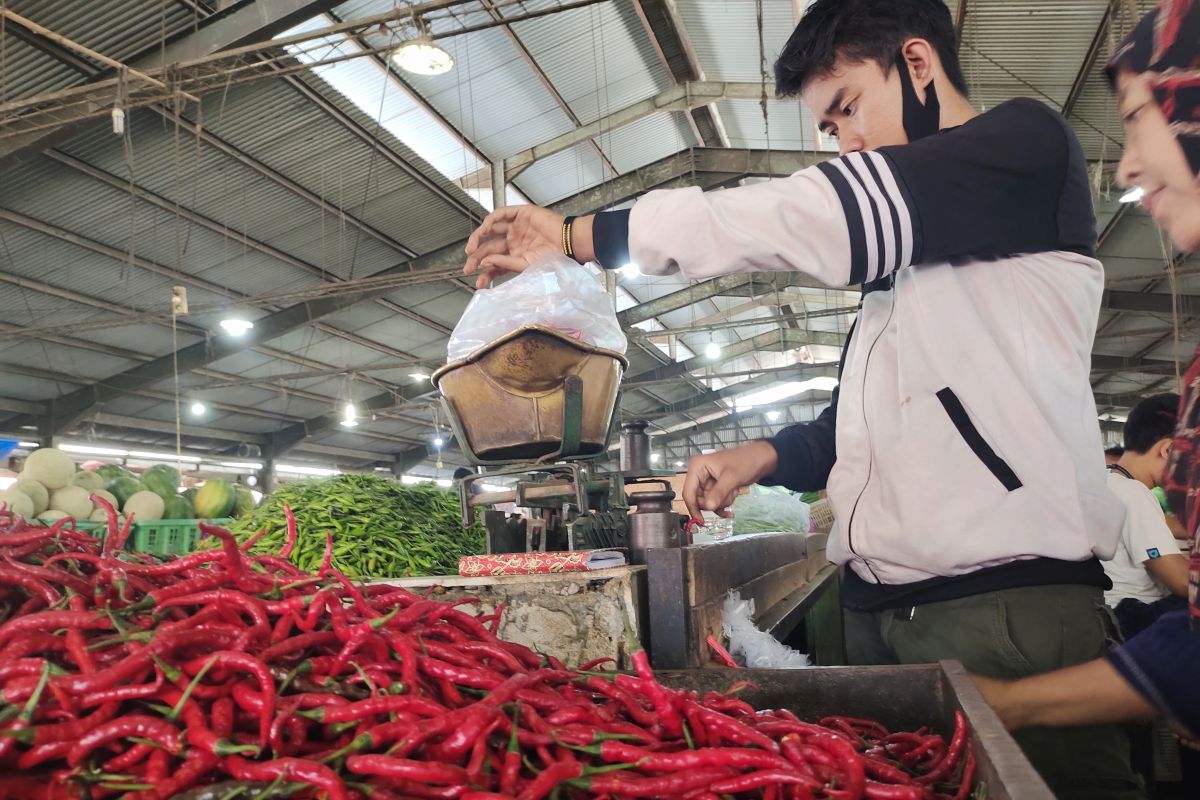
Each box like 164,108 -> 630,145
1102,471 -> 1180,605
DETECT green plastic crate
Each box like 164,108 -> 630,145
71,518 -> 233,557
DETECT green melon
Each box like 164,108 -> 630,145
70,471 -> 106,493
142,464 -> 181,501
232,486 -> 256,518
108,476 -> 146,506
193,479 -> 236,518
13,479 -> 49,515
162,495 -> 194,520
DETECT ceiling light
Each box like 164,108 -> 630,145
59,444 -> 128,457
674,460 -> 684,468
433,437 -> 444,448
340,418 -> 359,428
409,372 -> 430,381
618,263 -> 640,278
650,453 -> 661,463
391,36 -> 454,76
276,464 -> 340,477
704,341 -> 722,359
1119,187 -> 1144,203
17,441 -> 38,448
220,461 -> 263,470
766,410 -> 782,422
190,401 -> 207,416
219,318 -> 254,336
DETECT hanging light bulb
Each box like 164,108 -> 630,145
341,402 -> 358,428
219,318 -> 254,336
766,410 -> 782,422
705,341 -> 722,359
391,35 -> 454,76
190,401 -> 206,416
433,436 -> 444,448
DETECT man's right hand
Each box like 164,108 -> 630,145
464,207 -> 596,288
681,441 -> 779,521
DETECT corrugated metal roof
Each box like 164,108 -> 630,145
1,0 -> 196,99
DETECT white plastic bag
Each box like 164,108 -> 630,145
722,590 -> 811,669
447,254 -> 628,362
731,486 -> 810,535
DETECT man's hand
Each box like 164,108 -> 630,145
682,441 -> 779,521
464,206 -> 570,288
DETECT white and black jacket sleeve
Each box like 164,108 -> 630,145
590,99 -> 1095,492
595,98 -> 1095,282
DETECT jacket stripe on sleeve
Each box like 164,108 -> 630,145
815,160 -> 869,284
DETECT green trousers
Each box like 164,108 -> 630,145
844,584 -> 1145,800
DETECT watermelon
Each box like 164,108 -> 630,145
162,495 -> 193,520
232,487 -> 256,518
142,464 -> 181,500
96,464 -> 133,483
108,476 -> 145,506
194,479 -> 236,518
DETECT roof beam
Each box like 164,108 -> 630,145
505,83 -> 775,179
0,0 -> 346,165
632,0 -> 727,147
1103,289 -> 1200,316
643,364 -> 840,419
654,397 -> 833,443
625,328 -> 844,386
1062,0 -> 1117,119
1091,353 -> 1182,374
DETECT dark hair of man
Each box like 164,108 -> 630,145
452,466 -> 474,481
1105,445 -> 1125,459
775,0 -> 969,98
1122,394 -> 1180,454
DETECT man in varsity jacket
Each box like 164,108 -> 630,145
464,1 -> 1139,796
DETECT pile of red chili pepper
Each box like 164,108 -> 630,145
0,500 -> 977,800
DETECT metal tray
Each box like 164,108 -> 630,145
660,661 -> 1053,800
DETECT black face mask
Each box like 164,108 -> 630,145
895,51 -> 940,142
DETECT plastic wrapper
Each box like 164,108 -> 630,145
730,486 -> 810,535
722,590 -> 811,669
447,253 -> 627,362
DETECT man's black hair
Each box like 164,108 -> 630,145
1105,445 -> 1125,459
452,466 -> 474,481
775,0 -> 969,98
1123,394 -> 1180,454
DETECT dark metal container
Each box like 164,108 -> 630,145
659,661 -> 1053,800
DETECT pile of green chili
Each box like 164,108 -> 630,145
228,474 -> 483,578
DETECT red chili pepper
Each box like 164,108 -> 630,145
709,770 -> 823,794
517,760 -> 584,800
240,526 -> 267,551
686,701 -> 779,751
571,767 -> 732,797
347,753 -> 471,785
809,730 -> 867,797
589,741 -> 794,772
281,503 -> 298,558
821,715 -> 891,738
224,754 -> 348,800
915,711 -> 967,786
0,565 -> 61,606
704,635 -> 740,669
952,751 -> 977,800
160,590 -> 270,640
863,783 -> 927,799
66,714 -> 182,767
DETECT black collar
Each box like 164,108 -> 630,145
1107,463 -> 1135,481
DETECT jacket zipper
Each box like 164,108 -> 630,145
844,285 -> 897,583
